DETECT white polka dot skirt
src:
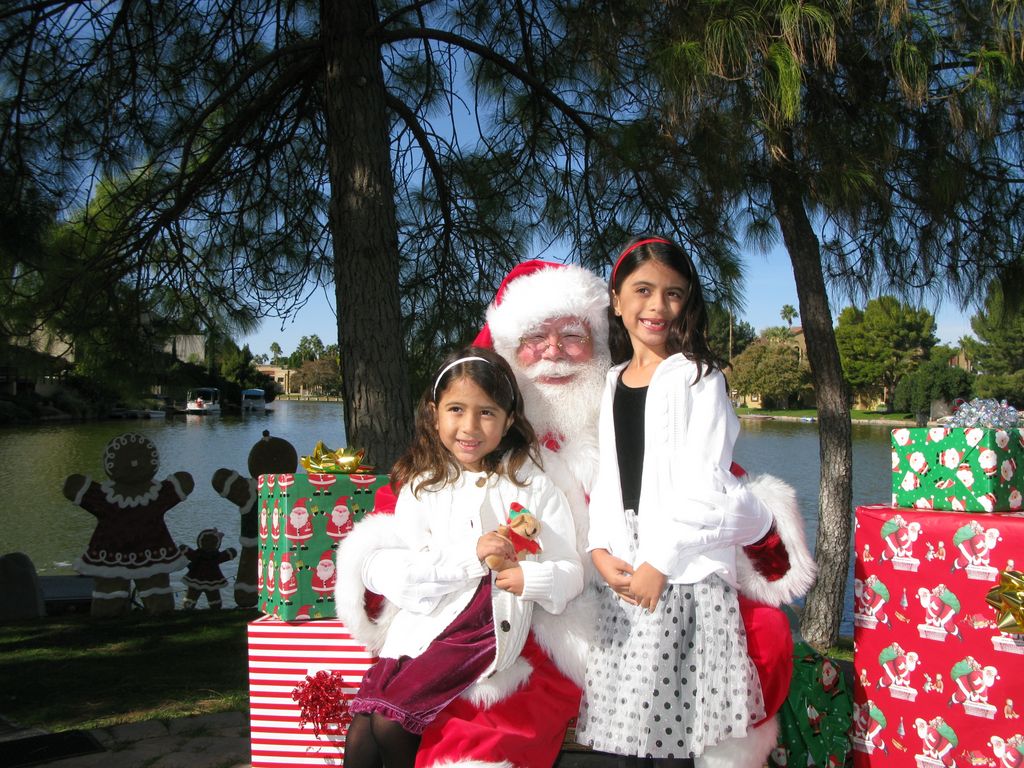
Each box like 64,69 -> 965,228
575,574 -> 766,759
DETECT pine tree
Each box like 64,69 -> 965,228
564,0 -> 1024,647
1,1 -> 741,463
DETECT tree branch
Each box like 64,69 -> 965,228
385,91 -> 455,243
377,25 -> 600,141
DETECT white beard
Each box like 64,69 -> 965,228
514,354 -> 607,453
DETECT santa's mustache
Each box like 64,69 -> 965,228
522,360 -> 581,381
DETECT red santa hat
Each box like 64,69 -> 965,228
473,260 -> 608,358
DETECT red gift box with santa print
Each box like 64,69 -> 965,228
891,426 -> 1024,512
248,615 -> 375,767
852,504 -> 1024,768
257,472 -> 390,620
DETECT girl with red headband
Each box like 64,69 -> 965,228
575,235 -> 775,765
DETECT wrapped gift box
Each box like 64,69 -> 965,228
891,426 -> 1024,512
852,504 -> 1024,768
257,472 -> 390,620
248,616 -> 375,767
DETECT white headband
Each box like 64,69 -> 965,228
431,356 -> 515,405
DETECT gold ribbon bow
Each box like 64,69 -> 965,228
986,569 -> 1024,633
299,441 -> 368,474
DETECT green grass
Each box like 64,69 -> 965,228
850,409 -> 915,422
1,607 -> 855,733
0,609 -> 257,732
828,635 -> 854,662
735,406 -> 819,418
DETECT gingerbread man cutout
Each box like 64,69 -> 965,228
64,433 -> 193,617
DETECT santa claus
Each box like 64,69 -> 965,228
277,552 -> 298,604
284,497 -> 313,551
325,496 -> 354,547
310,551 -> 337,602
270,498 -> 281,550
337,260 -> 816,768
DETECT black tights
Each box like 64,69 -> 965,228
343,713 -> 421,768
605,758 -> 694,768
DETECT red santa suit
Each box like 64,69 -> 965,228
263,558 -> 276,614
270,500 -> 282,549
277,472 -> 295,496
325,497 -> 354,547
308,473 -> 338,496
258,500 -> 269,540
340,261 -> 815,768
310,551 -> 337,601
277,553 -> 298,602
285,497 -> 313,550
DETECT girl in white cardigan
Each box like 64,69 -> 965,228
341,347 -> 583,768
575,237 -> 774,766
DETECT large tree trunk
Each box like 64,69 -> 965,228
321,0 -> 411,468
769,149 -> 853,652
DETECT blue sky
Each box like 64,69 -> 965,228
240,246 -> 973,359
241,54 -> 974,360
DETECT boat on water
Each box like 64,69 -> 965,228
241,388 -> 267,413
185,387 -> 221,415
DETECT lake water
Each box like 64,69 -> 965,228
0,402 -> 894,633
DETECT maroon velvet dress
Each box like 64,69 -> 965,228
348,577 -> 496,734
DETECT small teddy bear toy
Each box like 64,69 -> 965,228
182,528 -> 238,609
63,433 -> 193,617
212,430 -> 298,607
484,502 -> 542,571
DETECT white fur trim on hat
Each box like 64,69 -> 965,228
486,263 -> 608,356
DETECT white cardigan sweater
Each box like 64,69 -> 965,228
344,463 -> 583,680
588,354 -> 773,584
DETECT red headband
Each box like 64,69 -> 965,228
611,238 -> 672,286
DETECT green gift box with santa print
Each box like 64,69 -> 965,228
891,426 -> 1024,513
256,471 -> 390,621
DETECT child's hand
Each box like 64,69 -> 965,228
494,565 -> 524,595
592,548 -> 637,605
477,530 -> 516,567
630,562 -> 667,613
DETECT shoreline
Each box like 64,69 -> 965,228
739,413 -> 917,427
6,400 -> 922,428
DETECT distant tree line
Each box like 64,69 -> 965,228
726,296 -> 1008,422
257,334 -> 343,397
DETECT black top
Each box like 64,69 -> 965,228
613,373 -> 648,512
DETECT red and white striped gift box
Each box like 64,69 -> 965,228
248,616 -> 375,767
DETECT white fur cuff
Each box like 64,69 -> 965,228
736,473 -> 817,606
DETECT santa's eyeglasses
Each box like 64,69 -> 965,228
517,333 -> 591,355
